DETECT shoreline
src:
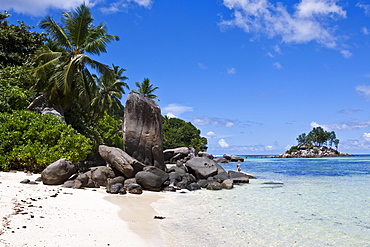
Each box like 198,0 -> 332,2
0,171 -> 167,247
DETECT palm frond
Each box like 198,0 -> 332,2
63,4 -> 93,48
40,16 -> 72,50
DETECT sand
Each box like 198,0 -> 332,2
0,171 -> 167,247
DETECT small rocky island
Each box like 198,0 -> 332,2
275,144 -> 354,158
275,127 -> 354,158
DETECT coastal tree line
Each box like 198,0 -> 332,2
0,5 -> 207,171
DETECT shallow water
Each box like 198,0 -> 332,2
155,156 -> 370,247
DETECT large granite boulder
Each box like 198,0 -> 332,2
99,145 -> 145,178
223,154 -> 244,162
228,171 -> 250,183
163,147 -> 196,163
214,164 -> 228,181
90,166 -> 116,187
221,179 -> 234,189
197,152 -> 214,160
41,158 -> 76,185
135,166 -> 169,191
123,93 -> 165,170
185,157 -> 218,179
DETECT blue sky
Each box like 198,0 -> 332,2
3,0 -> 370,155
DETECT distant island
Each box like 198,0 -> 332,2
275,127 -> 354,158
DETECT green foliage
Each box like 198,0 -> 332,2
91,64 -> 129,118
33,3 -> 119,112
65,104 -> 123,150
132,78 -> 159,100
0,65 -> 37,112
296,127 -> 339,149
286,145 -> 298,154
162,116 -> 207,152
0,11 -> 46,67
0,110 -> 92,172
96,113 -> 123,148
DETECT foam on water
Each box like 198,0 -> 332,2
154,156 -> 370,247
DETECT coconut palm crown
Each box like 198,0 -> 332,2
91,64 -> 129,117
132,78 -> 159,101
33,3 -> 119,112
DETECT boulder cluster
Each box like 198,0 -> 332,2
275,145 -> 354,158
38,93 -> 252,194
216,154 -> 245,163
40,147 -> 252,194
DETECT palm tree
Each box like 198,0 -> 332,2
91,64 -> 129,117
132,78 -> 159,100
33,4 -> 119,113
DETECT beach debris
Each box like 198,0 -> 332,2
154,216 -> 166,220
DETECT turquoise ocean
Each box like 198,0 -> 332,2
155,155 -> 370,247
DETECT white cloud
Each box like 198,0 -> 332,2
213,144 -> 278,153
362,27 -> 369,35
206,131 -> 217,138
356,85 -> 370,100
274,45 -> 282,54
220,0 -> 346,49
265,145 -> 275,151
1,0 -> 152,15
310,121 -> 370,131
227,67 -> 237,74
357,3 -> 370,16
340,50 -> 352,58
273,62 -> 283,69
0,0 -> 100,16
198,63 -> 208,70
100,0 -> 153,13
193,117 -> 236,127
337,109 -> 361,114
363,133 -> 370,142
218,139 -> 230,148
163,104 -> 193,118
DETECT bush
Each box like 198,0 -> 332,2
0,110 -> 92,172
286,145 -> 298,154
97,113 -> 123,148
162,116 -> 208,152
0,65 -> 37,113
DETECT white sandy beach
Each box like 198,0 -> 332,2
0,171 -> 167,247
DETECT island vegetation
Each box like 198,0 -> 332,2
277,127 -> 351,158
0,5 -> 207,172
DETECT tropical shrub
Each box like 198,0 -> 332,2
0,110 -> 92,172
96,113 -> 123,148
286,145 -> 298,154
162,116 -> 207,152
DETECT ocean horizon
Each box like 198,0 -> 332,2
155,155 -> 370,246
